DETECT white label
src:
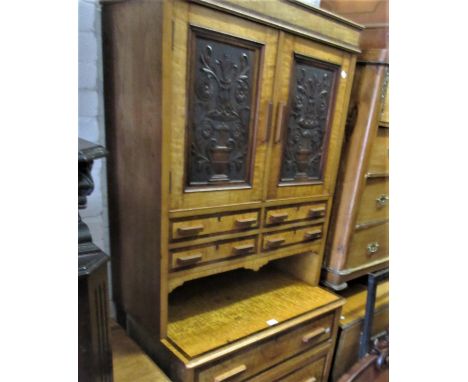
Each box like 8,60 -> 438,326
266,319 -> 278,326
341,70 -> 347,79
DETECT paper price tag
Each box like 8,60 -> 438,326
266,319 -> 278,326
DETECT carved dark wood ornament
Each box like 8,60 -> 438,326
186,29 -> 260,188
280,56 -> 338,183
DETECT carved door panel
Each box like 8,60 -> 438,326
266,34 -> 354,201
170,3 -> 278,210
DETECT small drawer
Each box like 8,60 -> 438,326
171,211 -> 259,240
268,352 -> 327,382
263,225 -> 323,251
356,178 -> 389,223
265,203 -> 326,226
196,314 -> 334,382
170,237 -> 257,271
347,222 -> 388,269
367,127 -> 388,175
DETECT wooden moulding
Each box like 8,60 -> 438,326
190,0 -> 364,53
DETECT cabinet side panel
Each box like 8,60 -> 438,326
102,0 -> 165,338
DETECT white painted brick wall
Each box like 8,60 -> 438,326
78,0 -> 109,258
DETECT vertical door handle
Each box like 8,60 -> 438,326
262,101 -> 273,143
274,102 -> 286,143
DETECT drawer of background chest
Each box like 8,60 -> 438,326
262,225 -> 323,251
265,202 -> 326,226
347,222 -> 388,269
356,178 -> 389,223
170,237 -> 257,271
171,210 -> 259,241
367,127 -> 388,175
196,314 -> 334,382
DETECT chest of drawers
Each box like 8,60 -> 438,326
102,1 -> 362,380
323,47 -> 389,290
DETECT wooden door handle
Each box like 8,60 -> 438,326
274,102 -> 286,143
308,208 -> 325,218
262,101 -> 273,143
302,327 -> 330,344
235,217 -> 257,228
213,364 -> 247,382
176,253 -> 203,265
269,212 -> 288,223
232,244 -> 255,256
304,231 -> 322,241
177,225 -> 204,236
266,237 -> 285,248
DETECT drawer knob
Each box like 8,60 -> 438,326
266,237 -> 285,249
235,217 -> 257,228
177,225 -> 204,236
213,364 -> 247,382
367,242 -> 380,255
269,212 -> 289,223
232,244 -> 255,256
308,208 -> 325,219
176,253 -> 203,265
376,194 -> 389,207
304,230 -> 322,241
302,327 -> 330,344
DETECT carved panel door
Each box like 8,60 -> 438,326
170,3 -> 278,210
266,33 -> 354,201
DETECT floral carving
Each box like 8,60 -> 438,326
187,36 -> 255,186
281,59 -> 336,182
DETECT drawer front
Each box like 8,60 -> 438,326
275,355 -> 326,382
171,211 -> 259,240
347,222 -> 388,269
367,127 -> 388,175
170,237 -> 257,271
265,203 -> 326,226
196,314 -> 334,382
356,178 -> 389,223
262,225 -> 323,251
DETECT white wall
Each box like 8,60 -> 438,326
78,0 -> 109,256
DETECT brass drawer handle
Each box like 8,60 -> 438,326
304,231 -> 322,241
376,194 -> 389,208
308,207 -> 325,219
176,253 -> 203,265
235,217 -> 257,228
367,242 -> 380,255
266,237 -> 285,248
214,364 -> 247,382
302,327 -> 330,344
177,225 -> 204,236
269,212 -> 289,223
232,244 -> 255,256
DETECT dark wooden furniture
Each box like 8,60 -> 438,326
79,139 -> 113,382
102,1 -> 362,380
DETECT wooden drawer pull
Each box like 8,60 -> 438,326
269,213 -> 289,223
303,378 -> 317,382
304,231 -> 322,241
213,364 -> 247,382
177,225 -> 204,236
176,253 -> 202,265
266,237 -> 285,248
308,207 -> 325,219
232,244 -> 255,256
302,327 -> 330,344
235,218 -> 257,228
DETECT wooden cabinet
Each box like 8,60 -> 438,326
330,281 -> 389,381
323,47 -> 389,290
102,1 -> 362,381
